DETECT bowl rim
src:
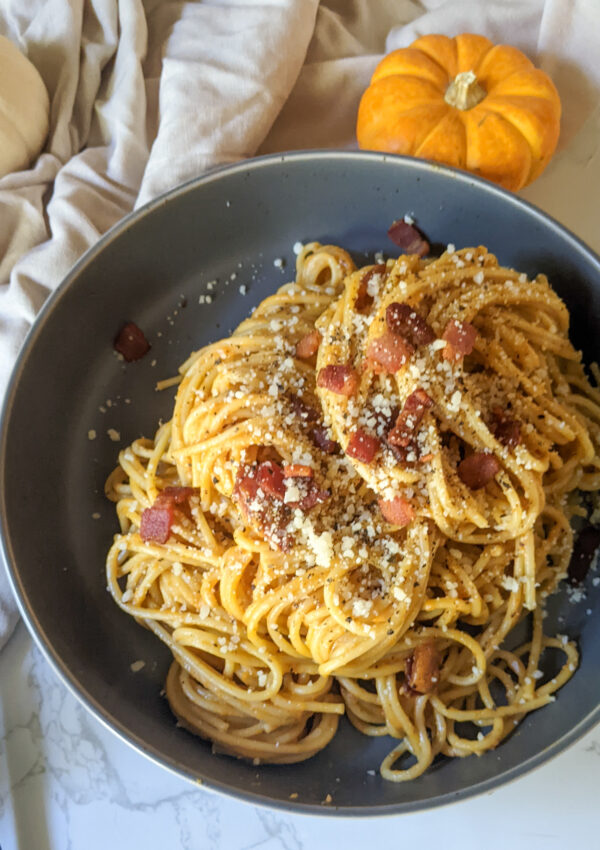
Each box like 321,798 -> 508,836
1,148 -> 600,816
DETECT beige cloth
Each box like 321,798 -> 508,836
1,0 -> 599,647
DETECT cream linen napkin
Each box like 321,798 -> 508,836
1,0 -> 599,650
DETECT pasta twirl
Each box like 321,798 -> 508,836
105,243 -> 600,781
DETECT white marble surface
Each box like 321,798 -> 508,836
2,100 -> 600,850
1,619 -> 600,849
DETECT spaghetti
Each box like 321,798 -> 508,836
105,242 -> 600,781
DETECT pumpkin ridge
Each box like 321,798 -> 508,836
411,34 -> 458,78
473,44 -> 534,92
455,33 -> 494,76
382,72 -> 448,92
481,69 -> 552,98
410,45 -> 454,81
481,97 -> 559,181
464,108 -> 533,189
414,110 -> 465,163
357,100 -> 450,155
371,47 -> 450,91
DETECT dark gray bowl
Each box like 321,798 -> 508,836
2,151 -> 600,815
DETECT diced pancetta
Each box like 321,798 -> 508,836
386,302 -> 435,346
114,322 -> 151,362
365,330 -> 414,373
317,364 -> 359,396
387,220 -> 429,257
346,429 -> 380,463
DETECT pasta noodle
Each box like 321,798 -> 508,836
105,242 -> 600,781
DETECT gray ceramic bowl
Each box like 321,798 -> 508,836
1,151 -> 600,815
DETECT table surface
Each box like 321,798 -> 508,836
2,104 -> 600,848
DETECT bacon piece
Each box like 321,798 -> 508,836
139,486 -> 198,543
114,321 -> 151,362
457,452 -> 501,490
491,408 -> 521,448
233,464 -> 293,551
288,393 -> 319,423
289,484 -> 330,512
283,464 -> 314,478
346,429 -> 380,463
140,504 -> 174,543
386,302 -> 435,346
387,442 -> 417,465
388,389 -> 433,447
232,465 -> 259,515
387,220 -> 429,257
295,329 -> 321,360
256,461 -> 286,501
283,471 -> 330,511
378,496 -> 415,526
317,364 -> 358,396
287,393 -> 339,452
287,393 -> 340,454
405,642 -> 441,694
355,264 -> 386,313
154,486 -> 197,507
442,319 -> 478,362
309,425 -> 339,454
370,405 -> 419,466
366,330 -> 414,373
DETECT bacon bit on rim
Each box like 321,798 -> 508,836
365,330 -> 414,373
378,496 -> 415,526
346,429 -> 380,464
317,364 -> 358,396
386,303 -> 435,346
256,461 -> 286,500
140,504 -> 174,543
388,389 -> 434,447
295,329 -> 321,360
405,642 -> 441,694
283,464 -> 314,478
387,220 -> 429,257
310,425 -> 339,454
114,322 -> 151,362
441,319 -> 478,361
355,265 -> 386,313
457,452 -> 501,490
491,407 -> 521,448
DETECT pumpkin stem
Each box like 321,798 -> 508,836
444,71 -> 486,110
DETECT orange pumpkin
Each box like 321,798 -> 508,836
356,33 -> 561,191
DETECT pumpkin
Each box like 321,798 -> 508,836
0,35 -> 50,178
356,33 -> 561,191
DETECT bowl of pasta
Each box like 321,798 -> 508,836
1,150 -> 600,815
